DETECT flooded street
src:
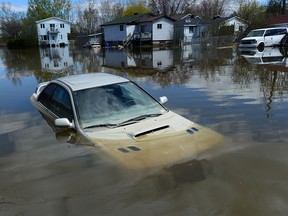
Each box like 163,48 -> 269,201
1,45 -> 288,216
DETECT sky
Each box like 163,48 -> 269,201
1,0 -> 268,13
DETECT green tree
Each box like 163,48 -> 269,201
236,0 -> 268,31
27,0 -> 71,22
122,1 -> 149,17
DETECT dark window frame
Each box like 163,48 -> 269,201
38,83 -> 74,121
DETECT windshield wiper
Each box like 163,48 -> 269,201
118,113 -> 163,126
84,123 -> 118,129
84,113 -> 163,129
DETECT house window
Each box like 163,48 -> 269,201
189,26 -> 194,33
157,24 -> 162,29
40,24 -> 45,28
50,24 -> 55,31
60,24 -> 65,28
120,25 -> 124,31
239,26 -> 243,32
41,35 -> 47,40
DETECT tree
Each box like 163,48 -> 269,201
147,0 -> 194,16
236,0 -> 267,31
99,0 -> 124,24
122,1 -> 149,17
26,0 -> 71,22
190,0 -> 231,18
75,0 -> 100,34
0,2 -> 25,39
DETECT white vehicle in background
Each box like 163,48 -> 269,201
239,27 -> 288,51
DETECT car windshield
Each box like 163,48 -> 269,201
73,81 -> 167,129
247,30 -> 265,37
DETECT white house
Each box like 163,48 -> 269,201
101,14 -> 175,46
101,14 -> 147,47
199,15 -> 248,38
173,14 -> 201,44
136,15 -> 175,45
101,14 -> 248,46
36,17 -> 71,47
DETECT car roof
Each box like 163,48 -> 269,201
56,73 -> 129,91
251,27 -> 287,31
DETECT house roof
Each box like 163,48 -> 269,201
101,14 -> 148,26
36,17 -> 70,24
137,15 -> 175,23
174,16 -> 201,26
170,14 -> 192,21
200,16 -> 247,25
267,14 -> 288,26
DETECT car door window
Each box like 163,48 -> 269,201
38,83 -> 73,121
50,86 -> 74,121
38,83 -> 57,108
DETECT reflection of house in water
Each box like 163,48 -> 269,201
39,47 -> 73,73
103,48 -> 176,71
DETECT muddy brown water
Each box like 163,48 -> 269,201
1,45 -> 288,216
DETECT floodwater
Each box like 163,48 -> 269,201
1,44 -> 288,216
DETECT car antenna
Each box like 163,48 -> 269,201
120,65 -> 129,78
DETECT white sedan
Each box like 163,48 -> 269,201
31,73 -> 222,169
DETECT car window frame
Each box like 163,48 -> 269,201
37,82 -> 74,122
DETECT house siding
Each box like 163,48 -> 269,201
152,18 -> 174,41
225,18 -> 246,32
104,25 -> 127,42
36,17 -> 70,47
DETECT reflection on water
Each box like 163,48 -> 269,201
1,45 -> 288,215
39,47 -> 73,73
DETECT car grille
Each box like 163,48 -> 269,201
241,40 -> 257,45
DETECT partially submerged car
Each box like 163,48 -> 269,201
239,27 -> 288,51
31,73 -> 222,169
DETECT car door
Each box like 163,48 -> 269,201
264,29 -> 274,46
38,83 -> 74,122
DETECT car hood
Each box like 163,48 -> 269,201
84,111 -> 223,169
241,36 -> 262,41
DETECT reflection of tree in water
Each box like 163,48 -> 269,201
0,48 -> 41,85
231,55 -> 262,88
72,48 -> 103,73
232,54 -> 288,112
195,47 -> 234,80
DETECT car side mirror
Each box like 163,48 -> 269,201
55,118 -> 74,128
159,96 -> 168,104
